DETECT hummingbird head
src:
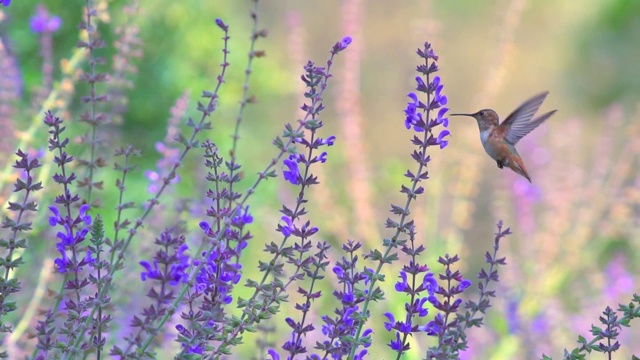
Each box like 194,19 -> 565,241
451,109 -> 499,130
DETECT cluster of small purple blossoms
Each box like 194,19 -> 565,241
403,43 -> 450,149
195,210 -> 249,302
281,134 -> 335,186
262,37 -> 351,360
41,111 -> 109,356
110,228 -> 188,357
427,221 -> 510,358
30,5 -> 62,33
48,204 -> 94,273
139,237 -> 189,286
375,42 -> 454,358
317,241 -> 373,359
44,111 -> 95,274
172,211 -> 252,355
172,137 -> 254,355
384,261 -> 440,353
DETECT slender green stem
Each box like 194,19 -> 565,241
84,0 -> 99,206
230,0 -> 260,161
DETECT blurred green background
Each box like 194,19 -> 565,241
1,0 -> 639,359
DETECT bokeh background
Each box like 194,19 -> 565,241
1,0 -> 640,358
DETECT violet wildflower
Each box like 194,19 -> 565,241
30,5 -> 62,33
262,56 -> 340,358
0,150 -> 42,345
280,242 -> 330,358
132,19 -> 233,358
333,35 -> 353,53
427,221 -> 511,358
424,254 -> 473,357
213,37 -> 349,358
215,18 -> 228,31
312,241 -> 373,359
172,138 -> 254,357
282,155 -> 301,185
112,227 -> 189,357
544,294 -> 640,360
1,0 -> 10,7
384,225 -> 439,358
43,111 -> 101,355
270,53 -> 346,360
349,42 -> 449,359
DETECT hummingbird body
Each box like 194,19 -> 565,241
452,92 -> 557,182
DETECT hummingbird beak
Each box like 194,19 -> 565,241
450,113 -> 474,117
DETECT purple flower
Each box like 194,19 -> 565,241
283,155 -> 301,185
459,279 -> 472,291
267,348 -> 280,360
1,0 -> 11,7
437,129 -> 451,149
279,216 -> 295,236
404,92 -> 421,129
232,205 -> 254,226
384,312 -> 395,331
214,18 -> 228,31
437,107 -> 449,127
321,135 -> 336,146
30,5 -> 62,33
333,36 -> 353,53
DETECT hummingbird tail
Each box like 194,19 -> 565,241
509,156 -> 532,183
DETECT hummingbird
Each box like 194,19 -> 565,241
451,92 -> 556,182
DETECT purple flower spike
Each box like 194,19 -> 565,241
1,0 -> 11,7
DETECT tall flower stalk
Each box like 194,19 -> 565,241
0,150 -> 42,357
212,36 -> 351,360
348,41 -> 450,359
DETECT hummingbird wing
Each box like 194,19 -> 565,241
500,91 -> 553,144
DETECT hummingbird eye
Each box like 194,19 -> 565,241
479,111 -> 485,116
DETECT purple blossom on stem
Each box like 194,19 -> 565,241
546,294 -> 640,359
172,138 -> 254,356
332,36 -> 353,53
131,19 -> 236,358
427,221 -> 511,358
214,36 -> 349,358
111,226 -> 189,357
0,149 -> 42,339
384,226 -> 439,358
282,155 -> 301,185
30,5 -> 62,33
1,0 -> 10,7
44,110 -> 101,354
215,18 -> 228,31
310,241 -> 372,359
348,42 -> 449,359
275,58 -> 342,358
